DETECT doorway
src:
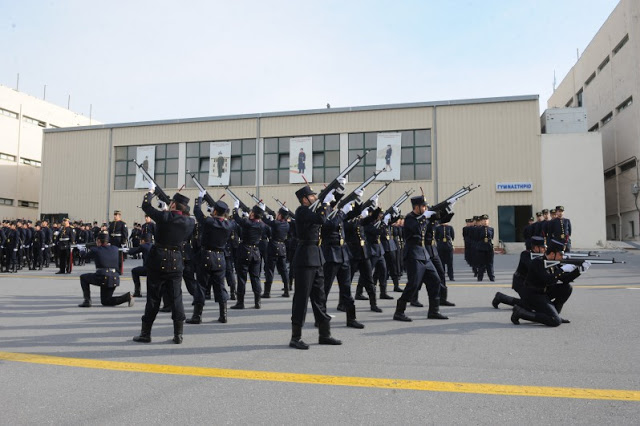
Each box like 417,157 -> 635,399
498,205 -> 532,242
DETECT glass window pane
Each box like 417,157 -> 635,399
348,167 -> 364,182
325,151 -> 339,167
199,158 -> 210,173
365,153 -> 376,165
127,161 -> 137,175
165,174 -> 178,188
155,159 -> 165,173
325,167 -> 339,180
348,133 -> 363,149
200,142 -> 210,157
115,161 -> 127,175
166,144 -> 179,158
313,153 -> 324,167
114,176 -> 126,190
185,177 -> 197,189
186,158 -> 199,174
155,144 -> 166,158
348,150 -> 361,163
415,130 -> 430,146
401,165 -> 415,181
279,154 -> 290,168
364,165 -> 376,177
243,154 -> 256,170
243,171 -> 256,186
166,159 -> 178,173
127,146 -> 137,159
278,169 -> 289,184
264,154 -> 278,169
265,138 -> 278,154
401,147 -> 414,163
231,157 -> 242,171
364,132 -> 377,149
325,134 -> 339,151
126,175 -> 137,189
415,164 -> 431,180
415,147 -> 429,164
186,142 -> 199,157
313,168 -> 324,183
242,139 -> 256,154
230,171 -> 242,186
312,135 -> 324,151
401,131 -> 414,147
264,170 -> 277,185
231,140 -> 242,155
115,147 -> 127,161
278,138 -> 290,153
198,172 -> 209,186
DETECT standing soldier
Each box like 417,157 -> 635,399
133,186 -> 195,344
435,221 -> 455,282
3,222 -> 19,273
108,210 -> 128,272
56,218 -> 75,274
390,216 -> 405,292
128,235 -> 152,297
140,215 -> 156,243
262,207 -> 291,299
474,214 -> 495,282
547,206 -> 572,252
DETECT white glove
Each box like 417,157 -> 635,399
422,210 -> 437,219
371,195 -> 379,208
354,189 -> 364,200
323,190 -> 335,204
206,205 -> 214,214
360,207 -> 369,218
392,206 -> 400,216
241,210 -> 249,218
148,182 -> 156,194
265,214 -> 274,221
341,203 -> 353,214
13,248 -> 18,252
258,202 -> 266,211
336,177 -> 347,194
158,201 -> 169,211
561,264 -> 577,273
198,189 -> 207,199
581,261 -> 591,272
383,213 -> 391,225
121,247 -> 129,253
233,200 -> 240,210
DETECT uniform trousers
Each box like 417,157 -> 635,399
518,287 -> 562,327
236,259 -> 262,297
80,273 -> 129,306
264,252 -> 290,289
400,258 -> 441,303
292,265 -> 331,327
323,260 -> 355,308
142,270 -> 186,323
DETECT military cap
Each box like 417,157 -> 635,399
546,238 -> 566,253
251,205 -> 264,217
214,200 -> 229,213
555,205 -> 565,211
97,231 -> 109,242
529,217 -> 535,221
113,210 -> 121,215
410,195 -> 427,207
172,193 -> 190,206
550,209 -> 556,214
278,207 -> 289,217
531,236 -> 545,247
465,218 -> 473,223
536,212 -> 542,217
473,216 -> 480,221
542,209 -> 549,214
295,185 -> 316,200
481,214 -> 489,220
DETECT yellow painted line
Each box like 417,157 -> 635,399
1,351 -> 638,401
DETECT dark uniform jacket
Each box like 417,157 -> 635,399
403,211 -> 430,261
524,256 -> 581,293
474,226 -> 494,252
435,223 -> 454,252
263,216 -> 290,258
195,198 -> 233,271
345,206 -> 377,261
293,203 -> 329,267
85,245 -> 121,287
233,209 -> 266,263
57,226 -> 75,249
320,209 -> 353,264
108,220 -> 128,247
128,242 -> 152,267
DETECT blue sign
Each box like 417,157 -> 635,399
495,182 -> 533,192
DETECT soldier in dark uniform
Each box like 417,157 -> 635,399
108,210 -> 128,272
262,208 -> 291,299
522,217 -> 535,250
187,194 -> 234,324
141,215 -> 156,243
133,187 -> 195,344
510,239 -> 588,326
78,232 -> 134,308
285,212 -> 297,295
231,203 -> 267,309
380,211 -> 400,295
547,205 -> 572,252
462,218 -> 473,272
390,217 -> 404,292
56,218 -> 75,274
2,222 -> 19,273
393,195 -> 447,322
474,214 -> 495,282
31,222 -> 44,270
297,148 -> 306,174
435,221 -> 455,281
128,235 -> 152,297
289,185 -> 342,350
225,214 -> 239,300
41,220 -> 52,268
364,209 -> 393,301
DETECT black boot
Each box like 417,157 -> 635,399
218,302 -> 228,323
492,292 -> 517,309
354,283 -> 368,300
318,321 -> 342,345
440,287 -> 455,306
511,305 -> 537,325
133,282 -> 142,297
393,299 -> 412,322
427,299 -> 448,320
230,290 -> 236,301
262,282 -> 271,299
173,321 -> 184,344
133,322 -> 153,343
254,294 -> 261,309
379,284 -> 394,300
346,304 -> 364,329
368,291 -> 382,313
282,284 -> 290,298
230,294 -> 244,309
186,303 -> 203,324
289,324 -> 309,350
336,303 -> 345,312
78,299 -> 92,308
393,278 -> 402,292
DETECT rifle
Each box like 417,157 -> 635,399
186,170 -> 217,208
247,192 -> 276,217
544,257 -> 625,268
383,188 -> 415,217
131,159 -> 171,205
272,197 -> 293,218
310,149 -> 371,211
225,187 -> 250,213
327,170 -> 383,219
564,251 -> 600,258
428,183 -> 481,216
359,181 -> 393,212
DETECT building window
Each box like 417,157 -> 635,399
347,132 -> 383,182
18,200 -> 38,208
588,123 -> 599,132
0,152 -> 16,162
185,141 -> 211,189
1,108 -> 18,119
601,112 -> 613,126
616,96 -> 633,113
604,168 -> 616,179
20,158 -> 41,167
312,135 -> 340,183
22,116 -> 46,127
0,197 -> 13,206
576,89 -> 583,107
598,56 -> 610,72
612,34 -> 629,55
114,143 -> 179,190
230,139 -> 256,186
584,72 -> 596,86
619,159 -> 636,173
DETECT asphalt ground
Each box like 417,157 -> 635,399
1,251 -> 639,425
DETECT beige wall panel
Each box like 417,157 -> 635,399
0,118 -> 20,155
614,109 -> 640,163
16,164 -> 40,202
261,107 -> 433,137
41,130 -> 110,221
112,119 -> 257,146
19,124 -> 45,160
0,161 -> 17,198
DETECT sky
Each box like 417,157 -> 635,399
1,0 -> 621,124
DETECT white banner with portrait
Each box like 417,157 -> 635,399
134,145 -> 156,188
289,136 -> 313,183
375,132 -> 401,181
208,141 -> 231,186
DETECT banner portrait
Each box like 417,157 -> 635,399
289,136 -> 313,183
134,145 -> 156,188
208,141 -> 231,186
375,133 -> 401,181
